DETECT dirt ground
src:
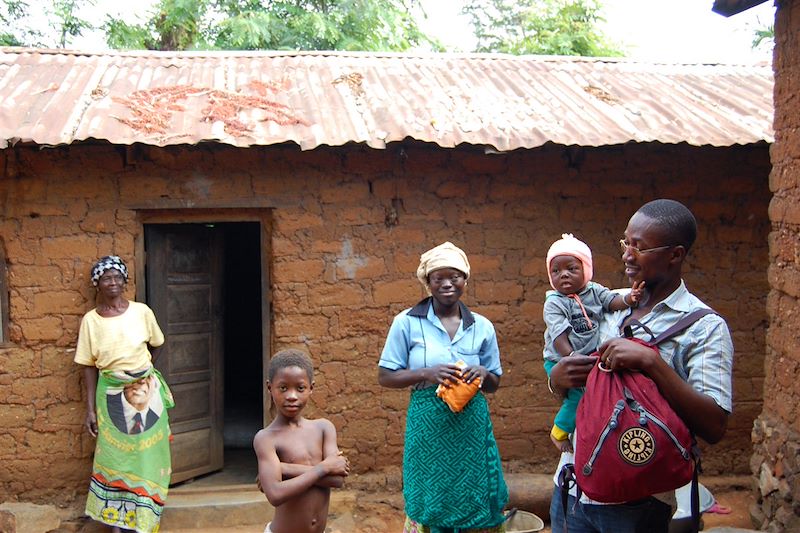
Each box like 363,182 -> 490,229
697,488 -> 757,531
158,485 -> 757,532
325,487 -> 757,533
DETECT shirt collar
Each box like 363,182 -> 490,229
652,279 -> 692,313
408,297 -> 476,329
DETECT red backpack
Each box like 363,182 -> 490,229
559,309 -> 716,530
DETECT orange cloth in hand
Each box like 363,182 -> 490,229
436,360 -> 481,413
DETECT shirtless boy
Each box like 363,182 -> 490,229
253,349 -> 350,533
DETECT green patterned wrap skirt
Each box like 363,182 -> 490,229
85,366 -> 174,533
403,386 -> 508,533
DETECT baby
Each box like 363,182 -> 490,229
543,233 -> 642,452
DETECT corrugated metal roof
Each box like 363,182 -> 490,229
0,48 -> 773,151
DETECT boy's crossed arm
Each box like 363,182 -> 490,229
279,460 -> 345,488
279,420 -> 347,488
255,420 -> 349,503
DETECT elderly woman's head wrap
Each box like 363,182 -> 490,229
91,256 -> 129,286
416,242 -> 471,292
546,233 -> 593,290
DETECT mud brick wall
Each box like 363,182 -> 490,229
751,1 -> 800,530
0,140 -> 769,503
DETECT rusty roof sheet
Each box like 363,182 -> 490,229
0,48 -> 773,151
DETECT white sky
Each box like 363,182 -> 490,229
53,0 -> 776,63
600,0 -> 774,63
416,0 -> 775,62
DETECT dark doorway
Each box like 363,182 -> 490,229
219,222 -> 263,455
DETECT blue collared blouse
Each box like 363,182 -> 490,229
379,297 -> 503,377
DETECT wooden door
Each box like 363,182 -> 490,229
145,224 -> 224,484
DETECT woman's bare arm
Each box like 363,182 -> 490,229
82,365 -> 99,437
149,344 -> 163,364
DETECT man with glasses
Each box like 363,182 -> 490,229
547,199 -> 734,533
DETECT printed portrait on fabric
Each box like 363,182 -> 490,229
106,374 -> 164,435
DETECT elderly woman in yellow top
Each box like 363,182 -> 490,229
74,256 -> 174,533
378,242 -> 509,533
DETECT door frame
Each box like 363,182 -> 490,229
135,208 -> 273,426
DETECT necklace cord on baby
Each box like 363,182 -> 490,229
568,293 -> 593,329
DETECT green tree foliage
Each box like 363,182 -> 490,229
752,23 -> 773,50
462,0 -> 622,56
106,0 -> 208,50
1,0 -> 94,47
1,0 -> 40,46
104,0 -> 438,52
52,0 -> 95,48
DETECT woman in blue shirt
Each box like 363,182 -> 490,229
378,241 -> 509,533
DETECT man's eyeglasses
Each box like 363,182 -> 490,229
619,239 -> 672,257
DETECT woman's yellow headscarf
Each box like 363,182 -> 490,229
416,242 -> 471,293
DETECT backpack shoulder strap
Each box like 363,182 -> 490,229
624,308 -> 717,345
652,308 -> 717,345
